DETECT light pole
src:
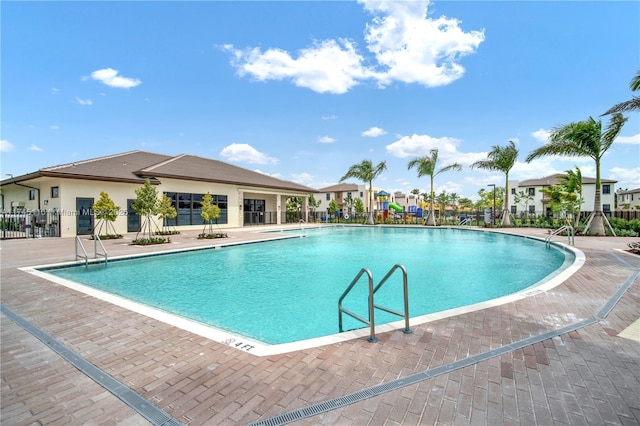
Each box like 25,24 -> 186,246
488,184 -> 496,226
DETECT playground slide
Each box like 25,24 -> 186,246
388,202 -> 403,212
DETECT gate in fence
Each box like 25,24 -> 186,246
1,211 -> 61,239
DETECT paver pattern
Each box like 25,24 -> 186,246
1,227 -> 639,425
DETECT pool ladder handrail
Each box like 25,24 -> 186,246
75,235 -> 108,267
545,225 -> 574,247
338,263 -> 412,343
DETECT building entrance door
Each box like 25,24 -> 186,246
76,197 -> 94,235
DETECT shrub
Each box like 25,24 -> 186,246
198,233 -> 228,239
91,234 -> 122,240
131,237 -> 170,245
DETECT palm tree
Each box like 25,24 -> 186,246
602,69 -> 640,115
408,148 -> 461,226
470,140 -> 519,226
525,113 -> 627,235
340,159 -> 387,225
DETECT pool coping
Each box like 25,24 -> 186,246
20,227 -> 585,357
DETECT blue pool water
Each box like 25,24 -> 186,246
46,227 -> 570,345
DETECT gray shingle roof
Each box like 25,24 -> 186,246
7,150 -> 316,193
317,183 -> 359,192
518,173 -> 616,187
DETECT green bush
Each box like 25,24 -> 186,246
132,237 -> 170,245
198,233 -> 228,239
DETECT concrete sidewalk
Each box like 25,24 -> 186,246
1,226 -> 639,425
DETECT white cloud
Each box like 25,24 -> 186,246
28,145 -> 43,152
51,87 -> 59,95
220,143 -> 278,165
362,126 -> 387,137
223,1 -> 484,94
50,125 -> 59,130
317,136 -> 336,144
609,166 -> 640,188
361,0 -> 485,88
1,139 -> 14,152
385,133 -> 462,160
322,114 -> 337,120
254,169 -> 282,178
531,128 -> 550,143
75,97 -> 93,106
90,68 -> 141,89
224,39 -> 369,94
615,133 -> 640,144
291,172 -> 314,185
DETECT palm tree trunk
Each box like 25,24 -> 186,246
502,174 -> 512,226
426,177 -> 436,226
367,183 -> 375,225
589,159 -> 605,235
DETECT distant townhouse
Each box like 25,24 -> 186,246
509,174 -> 616,217
315,183 -> 368,218
617,188 -> 640,210
390,191 -> 420,212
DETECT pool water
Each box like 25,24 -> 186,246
46,227 -> 569,344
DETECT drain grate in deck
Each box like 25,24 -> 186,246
1,304 -> 184,426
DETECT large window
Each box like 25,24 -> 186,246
602,184 -> 611,194
528,188 -> 535,196
163,192 -> 228,226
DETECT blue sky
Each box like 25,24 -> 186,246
2,0 -> 639,201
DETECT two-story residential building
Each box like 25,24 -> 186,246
617,188 -> 640,210
315,183 -> 368,218
390,191 -> 420,213
508,174 -> 616,217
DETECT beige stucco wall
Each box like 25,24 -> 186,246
1,176 -> 311,237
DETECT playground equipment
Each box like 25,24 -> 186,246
388,202 -> 403,213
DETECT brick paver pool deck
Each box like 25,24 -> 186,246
1,226 -> 638,425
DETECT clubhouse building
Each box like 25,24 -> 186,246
0,150 -> 316,238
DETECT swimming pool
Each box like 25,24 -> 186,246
41,227 -> 575,352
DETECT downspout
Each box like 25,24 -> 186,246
14,182 -> 41,210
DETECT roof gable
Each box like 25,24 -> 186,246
517,173 -> 616,187
3,150 -> 315,193
317,183 -> 359,192
137,154 -> 315,192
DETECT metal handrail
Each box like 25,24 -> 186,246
75,235 -> 108,268
75,236 -> 89,267
94,235 -> 108,265
338,263 -> 411,343
338,268 -> 377,342
372,264 -> 412,334
545,225 -> 574,246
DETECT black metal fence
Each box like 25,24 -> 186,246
0,211 -> 61,239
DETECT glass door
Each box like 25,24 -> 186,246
76,197 -> 94,235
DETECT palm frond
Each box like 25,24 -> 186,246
601,97 -> 640,116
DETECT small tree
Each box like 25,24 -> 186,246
92,191 -> 121,238
343,193 -> 354,217
354,197 -> 365,220
200,192 -> 221,235
157,193 -> 178,234
435,191 -> 449,224
132,179 -> 159,240
308,193 -> 321,221
514,190 -> 534,223
327,199 -> 340,222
